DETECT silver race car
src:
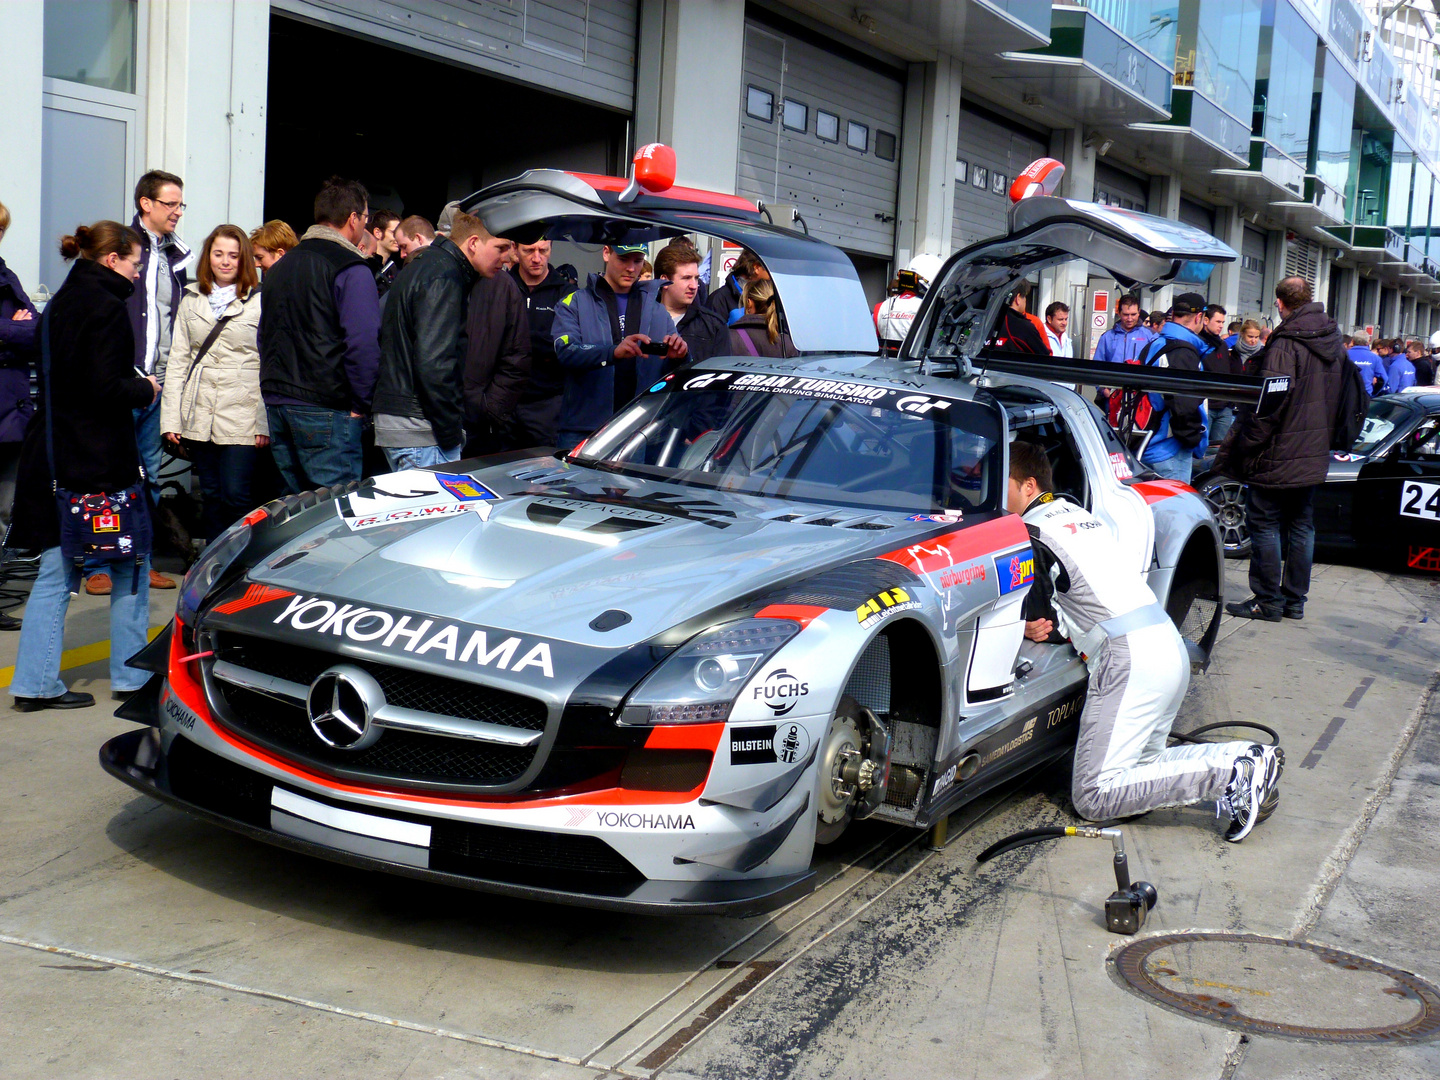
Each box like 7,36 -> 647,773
103,165 -> 1259,914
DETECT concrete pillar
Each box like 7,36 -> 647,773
1315,247 -> 1332,313
1333,266 -> 1361,331
633,0 -> 746,195
1262,229 -> 1285,325
1360,274 -> 1382,332
1147,172 -> 1181,311
1213,205 -> 1245,316
145,0 -> 268,244
1038,125 -> 1095,341
895,52 -> 963,267
1417,302 -> 1430,337
1402,292 -> 1417,336
0,1 -> 44,293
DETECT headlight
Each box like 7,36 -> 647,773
621,619 -> 800,725
176,518 -> 254,626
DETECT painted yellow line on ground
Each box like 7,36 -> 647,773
0,625 -> 165,689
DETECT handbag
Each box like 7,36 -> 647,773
40,311 -> 152,584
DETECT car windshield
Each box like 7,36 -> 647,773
572,372 -> 1004,514
1352,398 -> 1418,454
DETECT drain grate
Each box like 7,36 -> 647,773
1111,932 -> 1440,1043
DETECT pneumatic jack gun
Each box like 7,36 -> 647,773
975,825 -> 1158,935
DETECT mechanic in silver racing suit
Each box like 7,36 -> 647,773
1008,442 -> 1282,841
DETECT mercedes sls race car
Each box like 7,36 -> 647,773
1196,390 -> 1440,569
102,160 -> 1265,914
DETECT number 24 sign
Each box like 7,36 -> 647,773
1400,480 -> 1440,520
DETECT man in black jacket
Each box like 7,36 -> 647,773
1216,277 -> 1343,622
259,177 -> 381,492
507,240 -> 574,448
656,242 -> 729,364
373,212 -> 511,470
463,255 -> 531,457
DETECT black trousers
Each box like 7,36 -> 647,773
1245,484 -> 1316,611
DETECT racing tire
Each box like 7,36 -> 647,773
814,695 -> 867,846
1195,473 -> 1250,559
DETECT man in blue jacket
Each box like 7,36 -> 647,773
552,243 -> 687,450
1347,330 -> 1384,395
1386,340 -> 1419,394
1134,292 -> 1210,483
1093,293 -> 1153,366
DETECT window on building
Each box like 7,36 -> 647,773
782,98 -> 807,132
43,0 -> 137,93
847,121 -> 869,152
875,130 -> 897,161
956,159 -> 969,183
972,166 -> 989,189
816,110 -> 839,143
746,85 -> 774,123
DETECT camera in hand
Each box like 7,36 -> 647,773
639,340 -> 670,355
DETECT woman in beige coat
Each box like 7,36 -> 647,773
159,224 -> 267,543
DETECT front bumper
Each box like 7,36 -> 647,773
101,728 -> 815,916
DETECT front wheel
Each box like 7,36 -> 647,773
1196,473 -> 1250,558
814,696 -> 868,846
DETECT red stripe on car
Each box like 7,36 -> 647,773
755,603 -> 828,628
879,516 -> 1030,574
1132,479 -> 1196,504
567,171 -> 759,213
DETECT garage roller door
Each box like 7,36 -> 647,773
273,0 -> 638,112
1239,226 -> 1267,318
738,20 -> 904,257
952,103 -> 1048,251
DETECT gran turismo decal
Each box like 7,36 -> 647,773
730,721 -> 810,765
752,669 -> 810,716
855,587 -> 921,629
671,369 -> 961,412
234,592 -> 559,679
994,549 -> 1036,595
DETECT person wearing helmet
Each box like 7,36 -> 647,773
873,253 -> 942,356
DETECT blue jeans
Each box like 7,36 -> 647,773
188,440 -> 258,543
266,405 -> 363,495
1209,406 -> 1236,445
134,395 -> 163,511
1147,453 -> 1193,483
10,547 -> 152,697
1246,484 -> 1315,612
381,443 -> 463,472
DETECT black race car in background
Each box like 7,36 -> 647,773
1194,391 -> 1440,571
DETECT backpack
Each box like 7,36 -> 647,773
1331,352 -> 1368,452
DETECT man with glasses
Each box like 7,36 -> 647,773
87,170 -> 191,595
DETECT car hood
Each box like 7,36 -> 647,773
242,458 -> 937,650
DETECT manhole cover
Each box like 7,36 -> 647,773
1111,932 -> 1440,1043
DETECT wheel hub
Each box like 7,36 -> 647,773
817,716 -> 862,825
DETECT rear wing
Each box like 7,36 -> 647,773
972,350 -> 1289,416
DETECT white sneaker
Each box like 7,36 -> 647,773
1220,747 -> 1266,842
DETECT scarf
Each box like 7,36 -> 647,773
207,284 -> 237,317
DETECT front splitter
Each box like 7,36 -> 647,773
100,728 -> 816,917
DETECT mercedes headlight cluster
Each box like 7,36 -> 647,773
177,517 -> 253,627
622,619 -> 800,724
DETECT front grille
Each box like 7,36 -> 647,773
430,820 -> 643,893
213,632 -> 547,731
213,684 -> 535,787
168,735 -> 271,827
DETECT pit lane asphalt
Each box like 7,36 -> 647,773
1,559 -> 1437,1079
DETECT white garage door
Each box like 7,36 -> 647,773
273,0 -> 638,111
738,20 -> 904,258
953,103 -> 1048,251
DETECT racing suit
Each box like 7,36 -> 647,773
873,291 -> 920,355
1022,493 -> 1250,820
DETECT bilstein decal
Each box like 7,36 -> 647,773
730,721 -> 810,765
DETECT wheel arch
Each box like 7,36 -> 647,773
838,616 -> 944,728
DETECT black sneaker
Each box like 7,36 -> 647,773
1225,598 -> 1282,622
1282,605 -> 1304,620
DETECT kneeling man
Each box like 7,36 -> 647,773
1008,441 -> 1281,841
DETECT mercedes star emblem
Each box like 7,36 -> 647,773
306,665 -> 386,750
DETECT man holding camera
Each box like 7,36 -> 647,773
552,243 -> 687,451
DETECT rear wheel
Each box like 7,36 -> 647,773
1196,474 -> 1250,558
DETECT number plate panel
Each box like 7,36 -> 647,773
1399,480 -> 1440,520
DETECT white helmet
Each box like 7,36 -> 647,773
1429,329 -> 1440,351
905,253 -> 945,290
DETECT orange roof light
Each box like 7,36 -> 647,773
1009,157 -> 1066,203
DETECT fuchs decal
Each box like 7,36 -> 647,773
993,549 -> 1036,595
855,587 -> 921,629
258,593 -> 556,679
752,668 -> 809,716
730,721 -> 810,765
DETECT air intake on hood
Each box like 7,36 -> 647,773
767,510 -> 892,530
